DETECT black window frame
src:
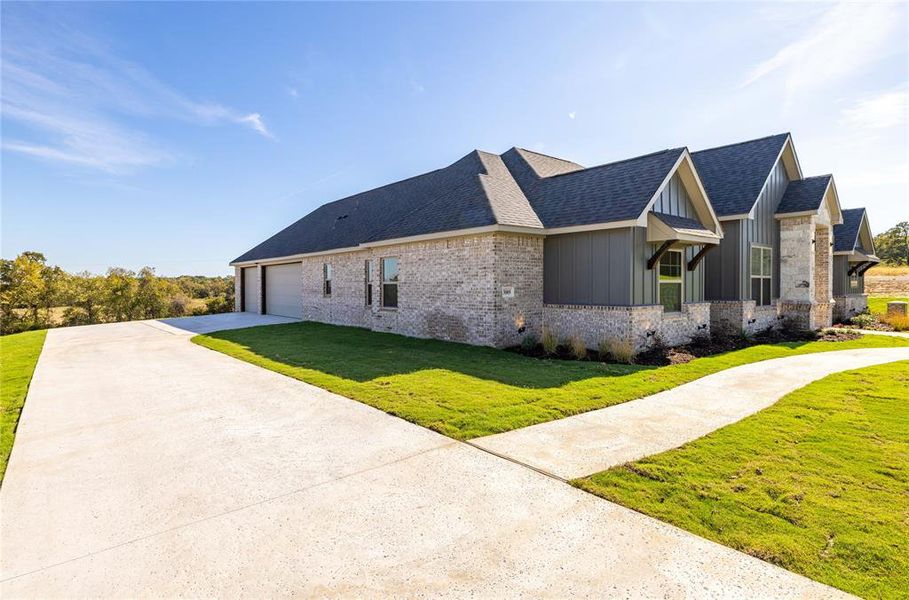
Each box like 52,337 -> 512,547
323,263 -> 332,296
381,257 -> 398,309
750,246 -> 772,306
365,259 -> 373,306
658,249 -> 683,313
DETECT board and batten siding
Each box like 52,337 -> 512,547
705,158 -> 789,301
832,255 -> 864,296
544,173 -> 706,306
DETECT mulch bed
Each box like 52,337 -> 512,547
509,326 -> 863,366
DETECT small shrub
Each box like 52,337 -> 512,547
520,333 -> 538,352
541,327 -> 558,355
567,334 -> 587,359
849,313 -> 878,329
601,337 -> 635,364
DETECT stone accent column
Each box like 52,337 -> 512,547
778,216 -> 815,329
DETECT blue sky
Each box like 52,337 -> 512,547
2,1 -> 907,276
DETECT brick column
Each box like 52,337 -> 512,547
234,266 -> 242,312
812,224 -> 833,328
256,264 -> 265,314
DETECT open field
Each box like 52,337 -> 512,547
574,360 -> 909,599
193,322 -> 909,440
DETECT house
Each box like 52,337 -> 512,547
232,146 -> 724,352
832,208 -> 880,321
691,133 -> 843,333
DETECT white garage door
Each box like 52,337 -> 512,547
242,267 -> 258,313
265,263 -> 303,318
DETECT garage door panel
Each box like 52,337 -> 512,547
265,263 -> 303,318
242,268 -> 258,313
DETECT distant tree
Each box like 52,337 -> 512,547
103,268 -> 139,322
874,221 -> 908,265
62,272 -> 106,325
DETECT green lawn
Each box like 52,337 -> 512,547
193,322 -> 909,440
574,361 -> 909,599
868,296 -> 909,315
1,330 -> 47,483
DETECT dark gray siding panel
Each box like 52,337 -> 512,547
630,227 -> 655,305
651,173 -> 698,219
742,159 -> 789,300
705,219 -> 743,300
832,256 -> 865,296
543,228 -> 632,305
833,255 -> 847,296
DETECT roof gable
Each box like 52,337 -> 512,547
776,175 -> 831,215
834,208 -> 875,254
691,133 -> 800,218
502,147 -> 688,228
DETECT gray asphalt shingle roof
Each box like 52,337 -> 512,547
235,145 -> 691,262
691,133 -> 790,217
501,147 -> 686,228
834,207 -> 866,253
776,175 -> 832,216
233,151 -> 540,263
652,212 -> 713,234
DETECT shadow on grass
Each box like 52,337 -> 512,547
202,321 -> 651,386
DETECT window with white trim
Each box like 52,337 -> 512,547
323,263 -> 332,296
750,246 -> 772,306
850,273 -> 859,290
365,260 -> 373,306
658,250 -> 683,313
381,257 -> 398,308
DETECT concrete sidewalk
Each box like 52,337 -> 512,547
1,314 -> 850,598
472,347 -> 909,480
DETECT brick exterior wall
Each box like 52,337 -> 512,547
285,232 -> 543,347
542,302 -> 710,353
234,266 -> 242,312
832,294 -> 868,322
710,300 -> 781,335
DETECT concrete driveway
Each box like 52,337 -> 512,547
1,314 -> 847,598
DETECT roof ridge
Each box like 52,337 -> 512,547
546,146 -> 685,180
513,147 -> 583,166
693,132 -> 790,154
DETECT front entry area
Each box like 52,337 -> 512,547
264,263 -> 303,319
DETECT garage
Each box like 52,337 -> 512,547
264,263 -> 303,318
242,267 -> 258,313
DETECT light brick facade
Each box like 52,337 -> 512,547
259,232 -> 546,347
710,300 -> 780,336
542,302 -> 710,353
832,294 -> 868,322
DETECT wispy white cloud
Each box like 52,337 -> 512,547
1,12 -> 272,173
287,87 -> 299,99
741,3 -> 901,109
840,85 -> 908,130
410,79 -> 426,94
568,111 -> 576,120
236,113 -> 273,138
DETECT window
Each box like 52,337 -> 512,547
381,257 -> 398,308
323,263 -> 332,296
658,250 -> 682,313
850,274 -> 859,290
750,246 -> 772,306
364,260 -> 373,306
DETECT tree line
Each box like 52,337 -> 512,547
1,251 -> 234,335
873,221 -> 908,265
